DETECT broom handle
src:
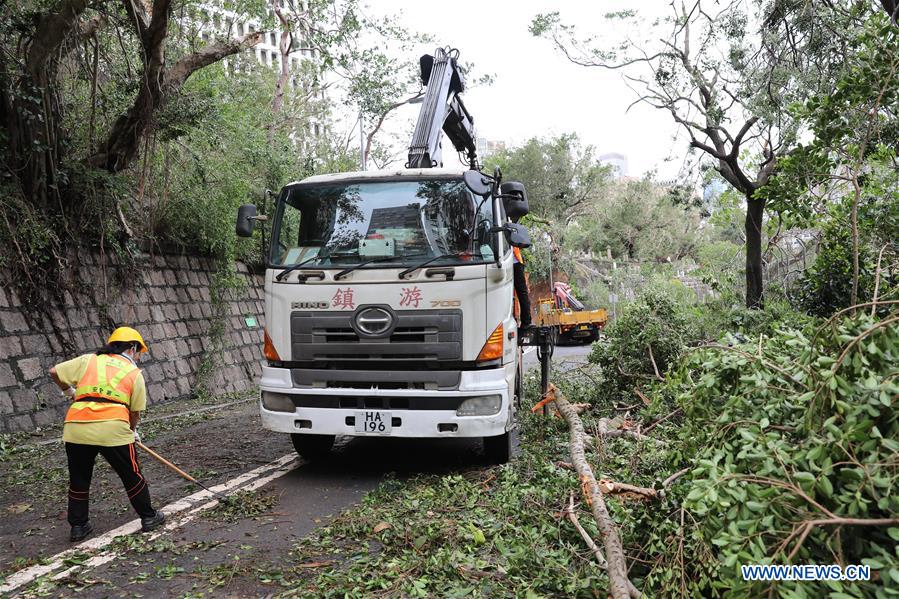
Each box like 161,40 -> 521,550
136,441 -> 201,485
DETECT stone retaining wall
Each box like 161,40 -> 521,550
0,252 -> 265,433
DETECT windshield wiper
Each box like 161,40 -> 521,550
398,253 -> 466,279
275,252 -> 330,282
334,253 -> 428,281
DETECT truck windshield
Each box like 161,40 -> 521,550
270,179 -> 495,268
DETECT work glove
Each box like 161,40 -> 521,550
61,386 -> 76,399
133,429 -> 142,444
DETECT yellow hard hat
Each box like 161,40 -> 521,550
107,327 -> 148,353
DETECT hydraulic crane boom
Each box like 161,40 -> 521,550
407,48 -> 478,169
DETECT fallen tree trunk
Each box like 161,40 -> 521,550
548,384 -> 639,599
596,418 -> 666,445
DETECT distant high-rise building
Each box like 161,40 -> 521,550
598,152 -> 629,178
194,1 -> 325,140
477,137 -> 507,159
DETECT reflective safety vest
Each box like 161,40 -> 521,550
513,246 -> 524,264
65,355 -> 139,424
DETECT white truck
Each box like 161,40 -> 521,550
236,49 -> 531,463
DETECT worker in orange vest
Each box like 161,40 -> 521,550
49,327 -> 165,542
512,243 -> 533,328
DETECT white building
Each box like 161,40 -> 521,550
477,137 -> 507,158
193,1 -> 326,138
598,152 -> 629,178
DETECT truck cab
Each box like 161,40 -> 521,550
241,167 -> 526,463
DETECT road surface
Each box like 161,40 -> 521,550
0,341 -> 594,597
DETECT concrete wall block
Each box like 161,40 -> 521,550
0,288 -> 8,308
146,382 -> 164,403
6,414 -> 35,433
162,360 -> 178,379
32,408 -> 59,428
163,270 -> 178,286
17,357 -> 43,381
162,322 -> 178,338
0,311 -> 28,333
136,305 -> 151,322
175,322 -> 189,337
175,378 -> 191,395
162,380 -> 179,399
0,336 -> 24,360
0,391 -> 13,414
149,287 -> 166,303
10,388 -> 36,412
175,360 -> 191,376
0,362 -> 17,388
20,334 -> 50,355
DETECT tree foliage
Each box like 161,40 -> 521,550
530,1 -> 887,309
484,134 -> 612,223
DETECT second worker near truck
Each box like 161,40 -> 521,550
50,327 -> 166,542
512,244 -> 533,328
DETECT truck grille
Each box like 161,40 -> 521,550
290,308 -> 462,362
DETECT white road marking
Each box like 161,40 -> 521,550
0,453 -> 298,595
47,455 -> 301,583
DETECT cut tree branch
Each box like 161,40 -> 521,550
547,384 -> 639,599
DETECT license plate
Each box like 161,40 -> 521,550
355,411 -> 392,434
578,325 -> 589,330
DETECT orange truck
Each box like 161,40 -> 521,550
535,283 -> 607,344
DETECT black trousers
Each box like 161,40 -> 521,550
65,442 -> 155,526
513,262 -> 532,326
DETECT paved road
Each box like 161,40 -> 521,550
2,341 -> 594,597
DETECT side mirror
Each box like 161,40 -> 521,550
236,204 -> 257,237
463,170 -> 492,197
506,222 -> 531,248
491,223 -> 531,249
499,182 -> 529,220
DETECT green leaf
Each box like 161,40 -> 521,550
817,475 -> 833,498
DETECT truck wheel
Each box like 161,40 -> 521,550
483,431 -> 512,465
291,433 -> 335,459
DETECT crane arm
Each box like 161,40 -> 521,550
407,48 -> 478,169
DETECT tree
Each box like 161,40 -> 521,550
484,134 -> 612,223
530,1 -> 875,308
762,12 -> 899,313
0,0 -> 263,210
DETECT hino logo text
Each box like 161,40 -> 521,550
292,301 -> 329,310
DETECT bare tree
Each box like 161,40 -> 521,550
530,1 -> 853,308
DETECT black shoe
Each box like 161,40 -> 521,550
141,510 -> 166,533
70,522 -> 93,542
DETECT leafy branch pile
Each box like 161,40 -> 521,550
280,292 -> 898,597
640,305 -> 899,596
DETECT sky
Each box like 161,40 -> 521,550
354,1 -> 685,179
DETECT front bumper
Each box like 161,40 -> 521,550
258,365 -> 514,438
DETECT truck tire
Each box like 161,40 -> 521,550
291,433 -> 335,459
483,431 -> 512,465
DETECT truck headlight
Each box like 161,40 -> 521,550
262,391 -> 296,412
456,395 -> 502,417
